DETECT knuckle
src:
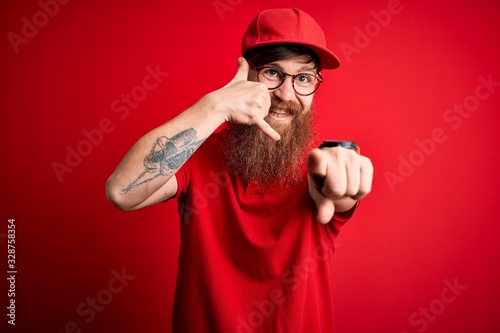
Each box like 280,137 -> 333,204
325,186 -> 345,199
325,147 -> 351,162
355,184 -> 372,199
346,184 -> 359,197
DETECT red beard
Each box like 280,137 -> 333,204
222,98 -> 317,190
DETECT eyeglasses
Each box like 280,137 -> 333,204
254,66 -> 323,96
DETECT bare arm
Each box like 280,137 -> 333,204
106,58 -> 279,211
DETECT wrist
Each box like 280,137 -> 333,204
199,91 -> 229,124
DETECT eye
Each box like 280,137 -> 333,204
296,74 -> 312,84
297,74 -> 311,83
267,69 -> 278,76
263,68 -> 280,77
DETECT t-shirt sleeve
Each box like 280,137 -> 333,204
173,133 -> 219,199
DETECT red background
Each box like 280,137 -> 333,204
2,0 -> 500,332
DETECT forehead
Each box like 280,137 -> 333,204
264,55 -> 318,73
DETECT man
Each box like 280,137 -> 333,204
107,8 -> 373,333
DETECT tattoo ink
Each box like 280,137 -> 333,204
121,128 -> 203,194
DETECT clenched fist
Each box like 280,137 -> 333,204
307,146 -> 373,224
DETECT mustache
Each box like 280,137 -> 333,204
269,98 -> 303,116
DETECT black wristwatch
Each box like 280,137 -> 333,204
319,141 -> 360,154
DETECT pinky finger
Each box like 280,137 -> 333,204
355,157 -> 374,200
255,118 -> 280,141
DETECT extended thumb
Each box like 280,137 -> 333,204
234,57 -> 249,81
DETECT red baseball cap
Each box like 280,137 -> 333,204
241,8 -> 340,69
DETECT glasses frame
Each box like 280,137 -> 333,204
253,66 -> 323,96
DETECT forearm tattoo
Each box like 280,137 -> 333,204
121,128 -> 204,194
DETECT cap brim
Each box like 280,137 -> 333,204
245,40 -> 340,70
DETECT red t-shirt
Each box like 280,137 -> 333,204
173,132 -> 355,333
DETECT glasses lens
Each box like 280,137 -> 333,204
257,68 -> 321,96
294,74 -> 318,95
259,68 -> 284,89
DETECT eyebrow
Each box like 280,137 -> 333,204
265,63 -> 318,73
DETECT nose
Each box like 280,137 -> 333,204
272,76 -> 296,102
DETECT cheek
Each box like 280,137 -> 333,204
299,96 -> 314,111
